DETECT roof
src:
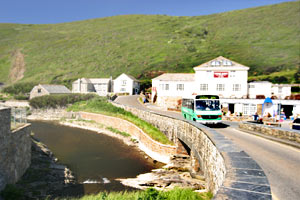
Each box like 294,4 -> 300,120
264,97 -> 273,104
89,78 -> 110,84
115,73 -> 139,82
40,84 -> 71,94
152,73 -> 195,81
193,56 -> 249,70
126,74 -> 139,82
249,81 -> 272,84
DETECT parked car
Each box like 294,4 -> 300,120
292,118 -> 300,130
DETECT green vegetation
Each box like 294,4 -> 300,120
106,126 -> 131,137
29,93 -> 96,109
0,1 -> 299,86
68,98 -> 172,145
59,188 -> 212,200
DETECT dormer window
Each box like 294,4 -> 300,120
211,61 -> 221,66
223,60 -> 232,66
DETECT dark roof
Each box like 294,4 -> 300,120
40,84 -> 71,94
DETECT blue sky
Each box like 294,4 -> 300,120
0,0 -> 295,24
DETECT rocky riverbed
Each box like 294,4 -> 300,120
118,154 -> 206,192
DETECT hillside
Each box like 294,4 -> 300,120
0,1 -> 299,86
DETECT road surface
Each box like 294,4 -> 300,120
115,95 -> 300,200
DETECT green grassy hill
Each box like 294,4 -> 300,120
0,1 -> 299,87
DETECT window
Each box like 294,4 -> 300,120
211,61 -> 221,66
38,88 -> 41,93
159,84 -> 169,91
278,87 -> 282,93
216,84 -> 225,91
233,84 -> 241,91
122,80 -> 127,86
120,88 -> 126,92
165,84 -> 169,91
200,84 -> 208,91
177,84 -> 184,91
223,60 -> 232,66
249,85 -> 255,88
242,104 -> 257,115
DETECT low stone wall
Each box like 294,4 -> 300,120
239,121 -> 300,144
78,112 -> 177,163
29,108 -> 76,120
0,107 -> 31,191
112,102 -> 272,199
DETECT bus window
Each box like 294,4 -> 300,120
196,100 -> 220,111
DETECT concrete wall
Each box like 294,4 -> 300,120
78,112 -> 177,163
239,122 -> 300,144
0,108 -> 31,191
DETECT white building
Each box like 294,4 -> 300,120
113,73 -> 140,95
193,56 -> 249,98
248,81 -> 291,99
248,81 -> 272,99
152,56 -> 249,108
152,73 -> 195,108
72,78 -> 112,96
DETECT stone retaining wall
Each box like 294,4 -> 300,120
78,112 -> 177,163
112,102 -> 226,194
0,107 -> 31,191
239,122 -> 300,144
112,102 -> 272,199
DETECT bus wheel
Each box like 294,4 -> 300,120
184,114 -> 186,119
193,118 -> 196,121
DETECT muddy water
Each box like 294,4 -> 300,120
30,120 -> 162,194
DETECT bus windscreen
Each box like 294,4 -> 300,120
195,100 -> 220,111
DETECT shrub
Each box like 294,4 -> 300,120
2,82 -> 36,95
29,93 -> 98,109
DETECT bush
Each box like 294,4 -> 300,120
29,93 -> 97,109
2,82 -> 36,95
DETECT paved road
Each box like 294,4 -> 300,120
115,95 -> 300,200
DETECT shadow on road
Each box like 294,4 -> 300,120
204,123 -> 229,129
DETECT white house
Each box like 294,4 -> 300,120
152,73 -> 195,108
113,73 -> 140,95
152,56 -> 249,108
248,81 -> 272,99
193,56 -> 249,98
72,78 -> 112,96
248,81 -> 291,99
271,84 -> 291,99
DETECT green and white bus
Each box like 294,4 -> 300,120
181,95 -> 222,124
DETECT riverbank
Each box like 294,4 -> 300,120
27,110 -> 207,194
0,137 -> 76,200
59,119 -> 206,193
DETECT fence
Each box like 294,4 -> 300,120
11,107 -> 27,129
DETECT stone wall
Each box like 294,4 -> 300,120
78,112 -> 177,163
112,102 -> 272,199
239,121 -> 300,144
0,107 -> 31,191
112,102 -> 226,194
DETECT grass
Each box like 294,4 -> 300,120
67,98 -> 173,145
106,126 -> 131,137
58,188 -> 212,200
0,1 -> 299,86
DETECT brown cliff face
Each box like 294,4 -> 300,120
9,49 -> 25,83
